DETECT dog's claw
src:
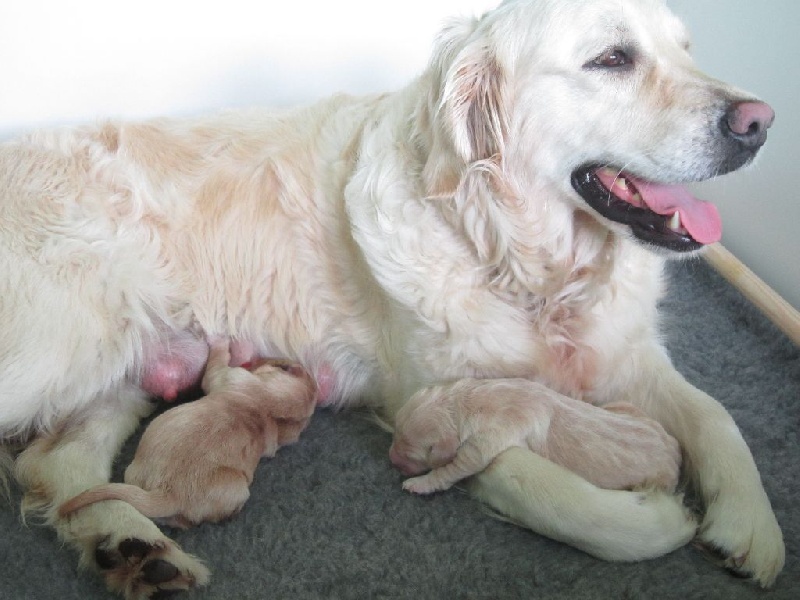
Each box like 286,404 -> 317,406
693,541 -> 752,580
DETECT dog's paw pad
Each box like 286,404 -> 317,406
149,590 -> 182,599
119,538 -> 159,561
95,545 -> 123,570
94,535 -> 209,599
94,536 -> 165,571
141,559 -> 180,585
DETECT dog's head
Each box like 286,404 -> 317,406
422,0 -> 773,256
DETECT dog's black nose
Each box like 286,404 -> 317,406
722,101 -> 775,150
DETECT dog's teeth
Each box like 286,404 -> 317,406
598,168 -> 630,193
668,212 -> 681,231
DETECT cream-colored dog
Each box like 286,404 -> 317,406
390,378 -> 681,495
0,0 -> 783,596
56,340 -> 316,528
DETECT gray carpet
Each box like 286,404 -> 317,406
1,259 -> 798,599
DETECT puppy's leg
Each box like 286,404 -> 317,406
402,379 -> 557,495
623,346 -> 784,587
191,466 -> 251,524
276,418 -> 312,446
15,384 -> 210,599
200,338 -> 232,393
261,380 -> 317,422
403,435 -> 504,494
469,446 -> 698,561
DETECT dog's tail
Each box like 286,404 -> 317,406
57,483 -> 179,520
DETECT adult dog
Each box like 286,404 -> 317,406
0,0 -> 784,596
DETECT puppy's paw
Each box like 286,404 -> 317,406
402,475 -> 441,495
697,488 -> 784,588
94,535 -> 210,599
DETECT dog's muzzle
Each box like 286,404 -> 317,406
572,100 -> 774,253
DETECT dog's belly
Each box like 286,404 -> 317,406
140,331 -> 210,401
140,330 -> 339,405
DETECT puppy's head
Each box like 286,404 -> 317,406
424,0 -> 773,257
251,359 -> 317,404
389,393 -> 459,475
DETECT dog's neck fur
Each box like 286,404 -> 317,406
396,9 -> 627,307
405,68 -> 623,310
368,32 -> 665,401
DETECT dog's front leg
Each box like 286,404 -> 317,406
616,344 -> 784,588
14,384 -> 210,599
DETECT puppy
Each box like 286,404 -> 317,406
390,378 -> 681,495
58,340 -> 317,528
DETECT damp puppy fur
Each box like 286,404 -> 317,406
58,340 -> 317,528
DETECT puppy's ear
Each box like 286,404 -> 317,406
422,19 -> 508,197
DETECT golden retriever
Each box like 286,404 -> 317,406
0,0 -> 783,597
57,339 -> 316,530
389,378 -> 681,494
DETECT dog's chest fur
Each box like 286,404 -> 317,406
376,248 -> 657,406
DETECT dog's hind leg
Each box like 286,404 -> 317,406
15,384 -> 210,599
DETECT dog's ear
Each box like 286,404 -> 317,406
442,42 -> 507,164
422,19 -> 508,197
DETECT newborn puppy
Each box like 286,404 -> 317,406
58,340 -> 317,528
389,378 -> 681,495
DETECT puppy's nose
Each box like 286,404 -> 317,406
722,101 -> 775,149
389,444 -> 418,475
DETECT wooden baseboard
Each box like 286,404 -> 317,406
703,243 -> 800,347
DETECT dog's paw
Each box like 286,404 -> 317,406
60,501 -> 210,599
94,535 -> 210,599
696,488 -> 784,588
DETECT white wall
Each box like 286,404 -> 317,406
0,0 -> 493,135
667,0 -> 800,311
1,1 -> 796,310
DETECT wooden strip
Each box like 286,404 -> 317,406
703,243 -> 800,347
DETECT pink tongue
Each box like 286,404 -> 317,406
633,179 -> 721,244
595,169 -> 722,245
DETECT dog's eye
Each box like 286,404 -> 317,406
589,48 -> 632,69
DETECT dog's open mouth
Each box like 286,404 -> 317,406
571,165 -> 722,252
